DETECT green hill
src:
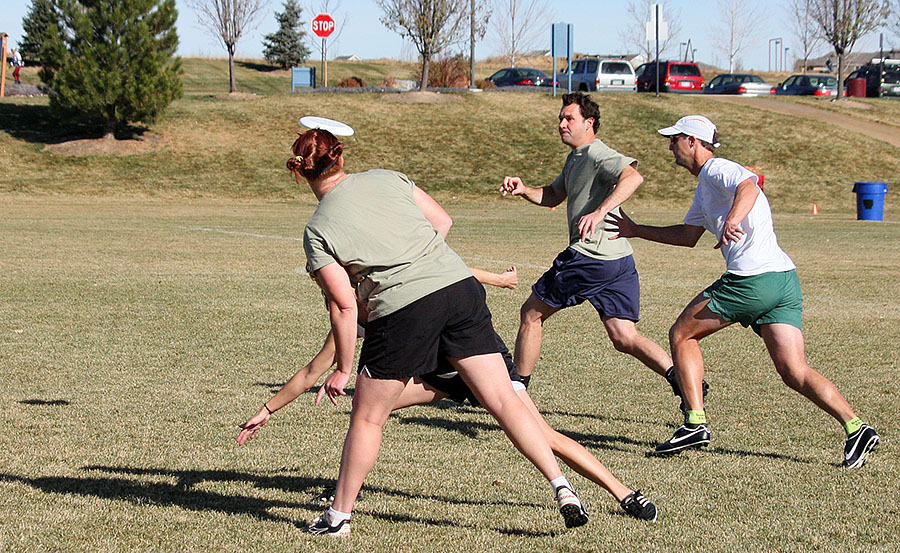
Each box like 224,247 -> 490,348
2,58 -> 898,212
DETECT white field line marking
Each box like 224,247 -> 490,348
179,226 -> 550,270
179,225 -> 302,241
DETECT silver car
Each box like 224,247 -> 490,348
703,73 -> 776,96
556,58 -> 636,92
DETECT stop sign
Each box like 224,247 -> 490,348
312,14 -> 335,38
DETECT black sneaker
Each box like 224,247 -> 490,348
555,485 -> 589,528
620,490 -> 658,522
665,367 -> 709,415
303,511 -> 351,536
312,486 -> 363,504
655,424 -> 711,454
843,424 -> 880,468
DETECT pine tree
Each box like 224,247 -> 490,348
19,0 -> 58,63
39,0 -> 183,140
262,0 -> 311,69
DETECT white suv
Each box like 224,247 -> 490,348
556,58 -> 636,92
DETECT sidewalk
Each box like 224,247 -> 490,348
706,96 -> 900,148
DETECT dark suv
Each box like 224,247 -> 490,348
636,61 -> 704,93
844,61 -> 900,97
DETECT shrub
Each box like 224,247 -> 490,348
416,54 -> 470,88
477,79 -> 497,90
337,76 -> 366,88
381,76 -> 398,88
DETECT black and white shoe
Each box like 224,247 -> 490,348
843,424 -> 880,468
655,424 -> 711,454
555,485 -> 589,528
665,367 -> 709,415
303,511 -> 351,536
620,490 -> 658,522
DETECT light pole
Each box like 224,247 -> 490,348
783,48 -> 790,72
680,41 -> 687,61
768,38 -> 782,72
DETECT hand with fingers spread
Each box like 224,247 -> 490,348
605,211 -> 637,240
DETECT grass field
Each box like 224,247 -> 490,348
1,196 -> 898,552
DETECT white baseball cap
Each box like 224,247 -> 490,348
658,115 -> 720,148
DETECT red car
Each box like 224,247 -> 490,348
636,61 -> 704,93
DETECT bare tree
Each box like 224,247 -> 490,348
810,0 -> 890,98
618,0 -> 683,61
187,0 -> 268,93
490,0 -> 553,67
376,0 -> 469,90
889,0 -> 900,44
788,0 -> 824,72
469,0 -> 493,86
715,0 -> 762,73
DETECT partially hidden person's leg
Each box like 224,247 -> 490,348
514,388 -> 631,500
602,316 -> 672,377
331,372 -> 407,513
514,294 -> 559,378
390,377 -> 449,411
515,389 -> 658,521
453,353 -> 588,527
454,353 -> 561,480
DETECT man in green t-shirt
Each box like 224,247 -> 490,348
500,92 -> 687,405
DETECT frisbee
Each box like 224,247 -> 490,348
299,116 -> 355,136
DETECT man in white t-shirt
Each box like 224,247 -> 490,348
607,115 -> 879,468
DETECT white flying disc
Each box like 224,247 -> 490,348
299,115 -> 355,136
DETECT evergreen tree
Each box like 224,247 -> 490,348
262,0 -> 311,69
19,0 -> 59,63
39,0 -> 183,140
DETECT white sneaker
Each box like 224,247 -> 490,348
555,485 -> 589,528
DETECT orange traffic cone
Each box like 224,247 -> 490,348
811,204 -> 818,215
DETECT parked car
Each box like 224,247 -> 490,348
703,73 -> 776,95
775,74 -> 838,96
844,61 -> 900,97
555,58 -> 636,92
485,67 -> 551,87
635,61 -> 704,93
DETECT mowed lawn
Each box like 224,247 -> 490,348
1,196 -> 897,552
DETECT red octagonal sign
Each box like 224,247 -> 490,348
312,13 -> 335,38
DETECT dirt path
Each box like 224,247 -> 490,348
706,96 -> 900,148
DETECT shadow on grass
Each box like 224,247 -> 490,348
0,102 -> 149,144
395,414 -> 657,451
19,399 -> 71,406
646,446 -> 814,464
0,465 -> 552,536
539,408 -> 671,428
236,60 -> 282,73
254,381 -> 357,398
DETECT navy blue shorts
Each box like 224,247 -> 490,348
419,331 -> 524,407
359,277 -> 499,380
532,248 -> 641,321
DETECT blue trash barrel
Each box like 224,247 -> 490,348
852,182 -> 889,221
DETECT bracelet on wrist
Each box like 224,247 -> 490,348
263,403 -> 274,415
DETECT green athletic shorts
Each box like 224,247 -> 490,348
702,270 -> 802,334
